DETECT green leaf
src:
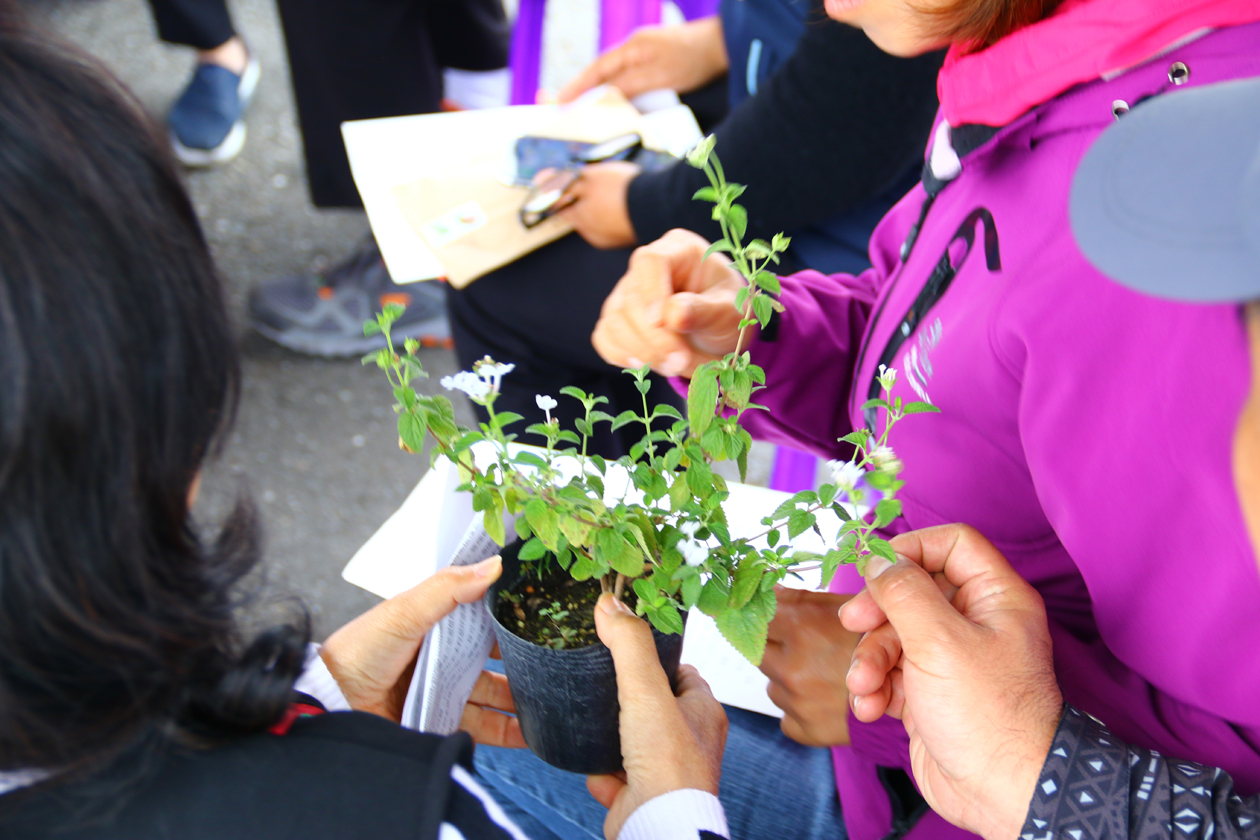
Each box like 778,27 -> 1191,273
646,601 -> 685,635
363,319 -> 383,337
788,509 -> 817,539
681,574 -> 703,609
830,502 -> 854,522
734,286 -> 750,313
700,423 -> 726,460
727,204 -> 748,241
839,430 -> 871,447
867,538 -> 897,563
767,529 -> 780,548
821,547 -> 856,588
753,271 -> 781,295
692,186 -> 718,202
697,574 -> 731,615
597,528 -> 643,577
728,563 -> 762,610
687,363 -> 720,439
702,239 -> 735,262
903,401 -> 941,414
524,498 -> 560,549
687,458 -> 714,497
633,577 -> 657,604
669,473 -> 691,511
494,411 -> 524,428
873,499 -> 903,529
861,398 -> 889,412
484,505 -> 505,546
737,443 -> 749,483
518,537 -> 547,561
714,587 -> 776,666
752,295 -> 773,328
559,385 -> 589,402
652,404 -> 683,422
381,302 -> 406,322
818,484 -> 836,507
570,553 -> 598,581
610,409 -> 640,431
397,411 -> 427,454
513,450 -> 550,469
559,515 -> 592,549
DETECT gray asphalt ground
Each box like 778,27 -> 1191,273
18,0 -> 776,639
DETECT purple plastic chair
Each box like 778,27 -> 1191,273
509,0 -> 720,105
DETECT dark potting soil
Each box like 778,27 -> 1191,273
495,561 -> 636,649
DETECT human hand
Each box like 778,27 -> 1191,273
587,593 -> 727,840
319,555 -> 526,748
592,229 -> 746,377
839,525 -> 1063,840
557,161 -> 640,249
759,587 -> 859,746
558,16 -> 728,103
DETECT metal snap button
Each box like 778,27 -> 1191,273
1111,99 -> 1130,119
1169,61 -> 1190,85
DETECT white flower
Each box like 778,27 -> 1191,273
877,364 -> 898,393
536,394 -> 557,422
473,359 -> 515,393
828,459 -> 865,492
441,371 -> 491,400
679,539 -> 709,567
481,362 -> 516,379
679,521 -> 702,538
868,444 -> 903,475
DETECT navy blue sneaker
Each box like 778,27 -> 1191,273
168,50 -> 260,167
248,237 -> 453,357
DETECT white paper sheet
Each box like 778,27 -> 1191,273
400,518 -> 501,734
343,443 -> 843,719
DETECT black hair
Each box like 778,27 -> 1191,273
0,14 -> 309,780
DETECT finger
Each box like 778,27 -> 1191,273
884,667 -> 907,720
846,623 -> 903,698
558,47 -> 631,102
586,773 -> 627,808
888,525 -> 1045,625
858,550 -> 971,658
838,588 -> 887,634
594,594 -> 676,710
467,670 -> 516,714
460,703 -> 526,748
850,676 -> 892,723
383,556 -> 503,642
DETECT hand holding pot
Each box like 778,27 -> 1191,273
591,229 -> 746,378
760,587 -> 860,747
839,524 -> 1063,840
320,555 -> 526,748
587,594 -> 727,840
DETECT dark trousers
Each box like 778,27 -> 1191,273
446,235 -> 685,460
274,0 -> 510,209
146,0 -> 234,51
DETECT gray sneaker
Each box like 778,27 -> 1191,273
249,238 -> 451,357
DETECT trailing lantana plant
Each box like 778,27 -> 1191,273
364,139 -> 937,665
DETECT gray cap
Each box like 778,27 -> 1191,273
1070,76 -> 1260,303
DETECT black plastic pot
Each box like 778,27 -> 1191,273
486,539 -> 684,775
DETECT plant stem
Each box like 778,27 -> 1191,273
614,573 -> 626,600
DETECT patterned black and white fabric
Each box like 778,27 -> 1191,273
1023,705 -> 1260,840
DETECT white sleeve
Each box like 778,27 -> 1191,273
618,789 -> 730,840
293,643 -> 352,713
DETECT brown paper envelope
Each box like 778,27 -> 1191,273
389,89 -> 644,287
391,151 -> 572,288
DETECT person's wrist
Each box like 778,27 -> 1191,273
974,701 -> 1063,840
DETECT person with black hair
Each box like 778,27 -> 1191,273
0,19 -> 728,840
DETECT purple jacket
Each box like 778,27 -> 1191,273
738,20 -> 1260,840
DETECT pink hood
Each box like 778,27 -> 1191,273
939,0 -> 1260,126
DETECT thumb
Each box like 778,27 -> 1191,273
862,553 -> 969,659
594,594 -> 675,714
386,555 -> 503,641
662,290 -> 737,337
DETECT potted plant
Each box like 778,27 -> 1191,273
364,140 -> 937,774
